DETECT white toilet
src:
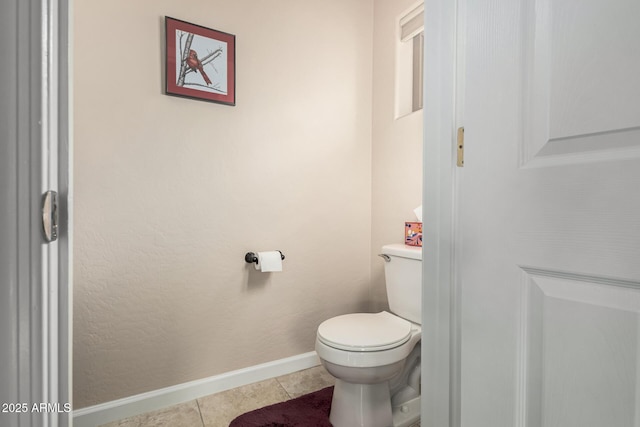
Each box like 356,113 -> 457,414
315,244 -> 422,427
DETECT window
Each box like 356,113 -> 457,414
396,2 -> 424,118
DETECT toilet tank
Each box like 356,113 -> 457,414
381,244 -> 422,324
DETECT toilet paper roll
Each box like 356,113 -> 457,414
255,251 -> 283,272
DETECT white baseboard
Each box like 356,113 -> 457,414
73,351 -> 320,427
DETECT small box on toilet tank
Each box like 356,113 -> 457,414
404,222 -> 422,246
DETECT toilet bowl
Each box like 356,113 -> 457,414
315,311 -> 421,427
315,244 -> 422,427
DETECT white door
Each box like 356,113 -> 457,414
454,0 -> 640,425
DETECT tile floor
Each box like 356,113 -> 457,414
100,365 -> 420,427
100,365 -> 335,427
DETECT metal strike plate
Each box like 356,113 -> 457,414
457,127 -> 464,167
42,190 -> 58,243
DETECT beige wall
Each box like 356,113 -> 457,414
371,0 -> 424,310
74,0 -> 422,409
74,0 -> 374,408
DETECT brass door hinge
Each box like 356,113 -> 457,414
456,127 -> 464,167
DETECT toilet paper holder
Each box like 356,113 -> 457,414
245,251 -> 285,264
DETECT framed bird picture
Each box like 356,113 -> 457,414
165,17 -> 236,106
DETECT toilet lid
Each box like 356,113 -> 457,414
317,311 -> 412,351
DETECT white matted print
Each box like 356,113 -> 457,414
165,17 -> 235,106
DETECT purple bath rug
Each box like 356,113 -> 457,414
229,386 -> 333,427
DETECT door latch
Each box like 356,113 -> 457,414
42,190 -> 58,243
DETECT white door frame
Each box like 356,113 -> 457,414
421,0 -> 460,425
0,0 -> 71,426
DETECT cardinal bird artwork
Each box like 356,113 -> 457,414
186,49 -> 212,86
165,17 -> 236,105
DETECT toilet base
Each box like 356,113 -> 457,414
392,395 -> 421,427
329,379 -> 393,427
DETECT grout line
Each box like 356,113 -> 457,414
274,376 -> 294,400
195,399 -> 206,427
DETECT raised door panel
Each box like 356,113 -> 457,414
523,0 -> 640,167
519,270 -> 640,427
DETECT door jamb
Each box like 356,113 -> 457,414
421,0 -> 460,425
42,0 -> 72,424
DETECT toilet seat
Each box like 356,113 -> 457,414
317,311 -> 412,352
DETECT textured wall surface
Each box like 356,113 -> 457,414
371,0 -> 424,310
74,0 -> 374,408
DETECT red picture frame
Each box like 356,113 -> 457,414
165,17 -> 236,106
